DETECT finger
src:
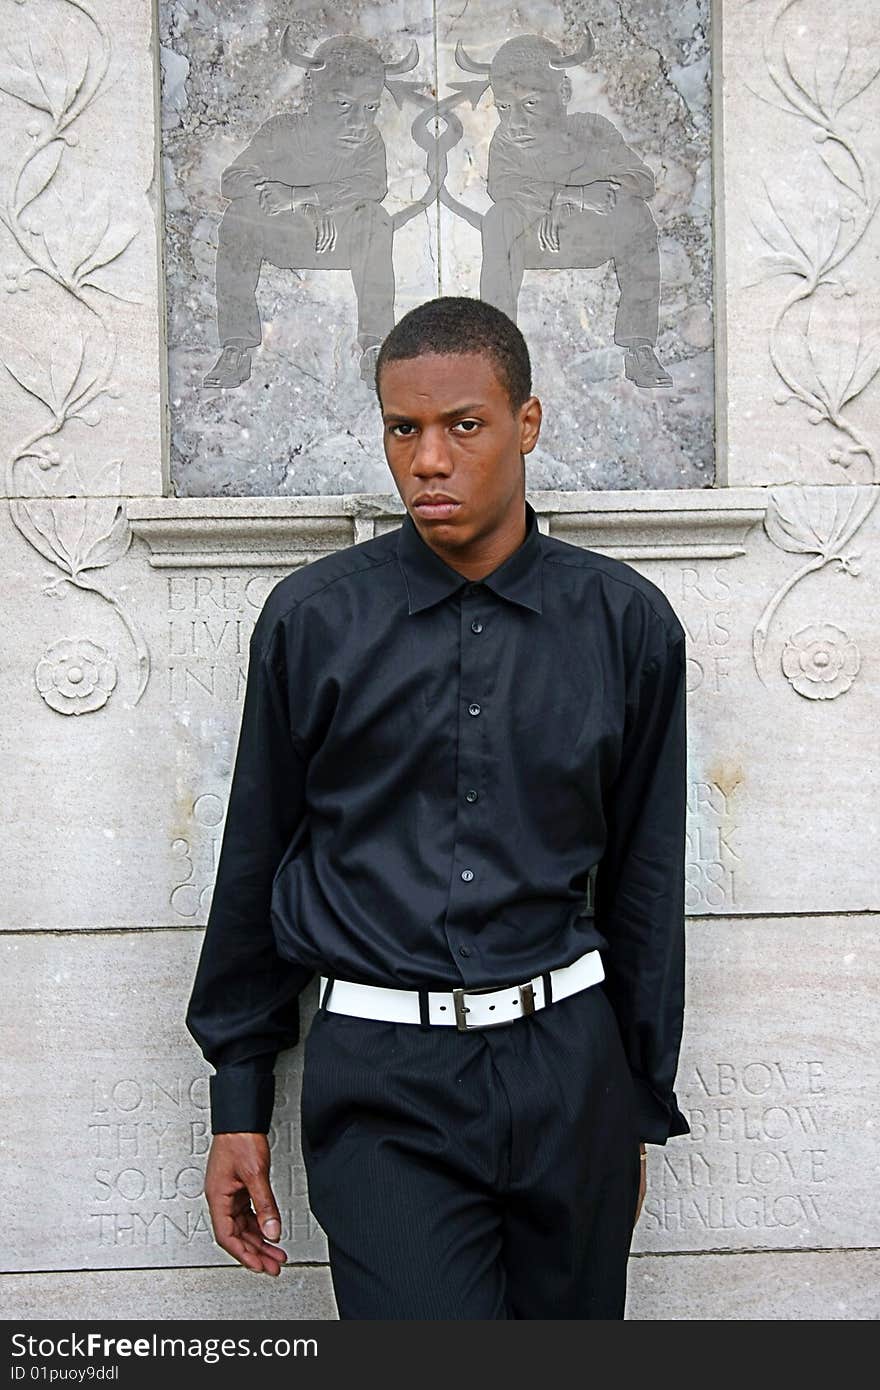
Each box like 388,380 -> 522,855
235,1215 -> 288,1272
243,1170 -> 283,1243
215,1205 -> 287,1274
238,1227 -> 289,1264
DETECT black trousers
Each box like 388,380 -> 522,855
299,979 -> 641,1319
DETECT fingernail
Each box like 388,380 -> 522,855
263,1218 -> 281,1239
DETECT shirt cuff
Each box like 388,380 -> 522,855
209,1063 -> 276,1135
632,1076 -> 691,1145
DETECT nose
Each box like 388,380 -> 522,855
410,425 -> 453,477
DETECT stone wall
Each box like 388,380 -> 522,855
1,0 -> 878,1320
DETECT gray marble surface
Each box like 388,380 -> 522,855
159,0 -> 714,496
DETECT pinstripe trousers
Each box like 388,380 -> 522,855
299,977 -> 641,1319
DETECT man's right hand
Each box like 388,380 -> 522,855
204,1132 -> 289,1276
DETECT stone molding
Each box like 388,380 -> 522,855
127,488 -> 767,568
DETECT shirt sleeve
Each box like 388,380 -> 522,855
594,618 -> 690,1145
184,610 -> 314,1134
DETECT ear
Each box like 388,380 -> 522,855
518,395 -> 542,455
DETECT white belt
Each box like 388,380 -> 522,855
319,949 -> 604,1031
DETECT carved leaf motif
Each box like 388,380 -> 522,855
834,49 -> 880,110
748,176 -> 803,259
775,317 -> 824,405
817,140 -> 863,198
806,292 -> 861,414
69,193 -> 111,276
79,220 -> 138,279
814,37 -> 850,114
78,500 -> 131,569
0,333 -> 56,412
0,36 -> 49,110
56,11 -> 91,116
48,325 -> 86,413
17,139 -> 65,214
26,13 -> 70,121
812,192 -> 842,270
746,252 -> 805,283
841,333 -> 880,406
18,498 -> 130,578
764,484 -> 876,557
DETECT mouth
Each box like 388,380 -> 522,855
412,498 -> 461,520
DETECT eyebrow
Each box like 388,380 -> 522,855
382,403 -> 486,422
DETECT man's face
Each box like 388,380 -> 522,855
378,351 -> 541,552
491,75 -> 569,142
310,73 -> 383,143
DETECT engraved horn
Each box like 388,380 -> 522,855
280,23 -> 327,69
384,40 -> 420,75
454,40 -> 492,74
548,28 -> 596,69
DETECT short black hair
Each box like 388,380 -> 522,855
374,296 -> 532,412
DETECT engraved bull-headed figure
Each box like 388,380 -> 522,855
204,32 -> 419,390
455,30 -> 672,388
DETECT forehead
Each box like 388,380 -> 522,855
379,351 -> 508,407
492,73 -> 560,99
315,72 -> 383,99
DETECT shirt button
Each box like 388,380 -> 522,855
460,868 -> 474,881
470,619 -> 483,634
468,702 -> 481,716
459,945 -> 472,957
465,789 -> 478,803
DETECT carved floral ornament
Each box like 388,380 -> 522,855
780,623 -> 860,700
743,0 -> 879,694
34,636 -> 117,714
0,0 -> 150,711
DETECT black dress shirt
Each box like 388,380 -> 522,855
185,499 -> 690,1144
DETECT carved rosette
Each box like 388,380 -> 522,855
780,622 -> 860,699
34,636 -> 117,714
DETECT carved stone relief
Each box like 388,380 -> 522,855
736,0 -> 879,691
160,1 -> 712,494
0,0 -> 158,705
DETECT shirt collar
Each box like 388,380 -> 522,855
396,498 -> 544,615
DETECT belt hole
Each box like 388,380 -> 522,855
439,1004 -> 447,1011
489,1004 -> 495,1010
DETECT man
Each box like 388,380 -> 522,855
186,296 -> 689,1319
203,34 -> 401,391
455,33 -> 672,388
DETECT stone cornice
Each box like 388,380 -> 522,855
127,488 -> 768,567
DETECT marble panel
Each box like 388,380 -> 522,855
1,918 -> 876,1271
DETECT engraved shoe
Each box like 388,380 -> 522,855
623,343 -> 673,388
202,345 -> 252,389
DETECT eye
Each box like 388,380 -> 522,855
338,100 -> 351,109
388,423 -> 416,437
496,102 -> 509,111
453,419 -> 480,433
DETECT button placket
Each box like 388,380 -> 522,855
447,582 -> 490,974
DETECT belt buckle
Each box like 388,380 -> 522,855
452,980 -> 536,1031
